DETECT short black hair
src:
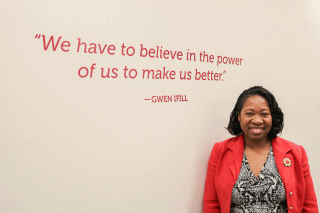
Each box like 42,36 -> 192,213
227,86 -> 284,140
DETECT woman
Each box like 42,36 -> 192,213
203,86 -> 318,213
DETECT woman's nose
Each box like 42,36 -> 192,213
252,115 -> 263,124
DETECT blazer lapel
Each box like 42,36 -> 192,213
226,135 -> 244,181
272,137 -> 293,189
225,135 -> 292,186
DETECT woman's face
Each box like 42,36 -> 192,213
238,95 -> 272,143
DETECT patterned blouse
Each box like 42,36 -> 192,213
230,146 -> 288,213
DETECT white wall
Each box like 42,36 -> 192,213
1,1 -> 319,212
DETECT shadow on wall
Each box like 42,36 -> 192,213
186,120 -> 228,213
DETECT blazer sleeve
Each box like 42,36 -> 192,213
203,143 -> 221,213
300,145 -> 319,213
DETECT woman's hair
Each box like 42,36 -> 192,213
227,86 -> 284,140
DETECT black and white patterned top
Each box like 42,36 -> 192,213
230,146 -> 288,213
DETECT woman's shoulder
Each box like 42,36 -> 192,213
273,136 -> 302,148
211,135 -> 243,153
273,136 -> 307,156
213,135 -> 238,146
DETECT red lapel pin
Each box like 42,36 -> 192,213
283,158 -> 292,167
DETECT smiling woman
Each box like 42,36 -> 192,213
203,86 -> 318,213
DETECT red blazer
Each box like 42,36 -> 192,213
203,135 -> 318,213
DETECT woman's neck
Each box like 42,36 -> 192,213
244,137 -> 271,150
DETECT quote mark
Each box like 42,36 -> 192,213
35,34 -> 41,38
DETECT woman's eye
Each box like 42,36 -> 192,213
262,113 -> 269,116
246,113 -> 253,115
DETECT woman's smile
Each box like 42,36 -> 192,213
249,127 -> 264,134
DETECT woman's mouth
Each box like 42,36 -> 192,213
249,128 -> 263,134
